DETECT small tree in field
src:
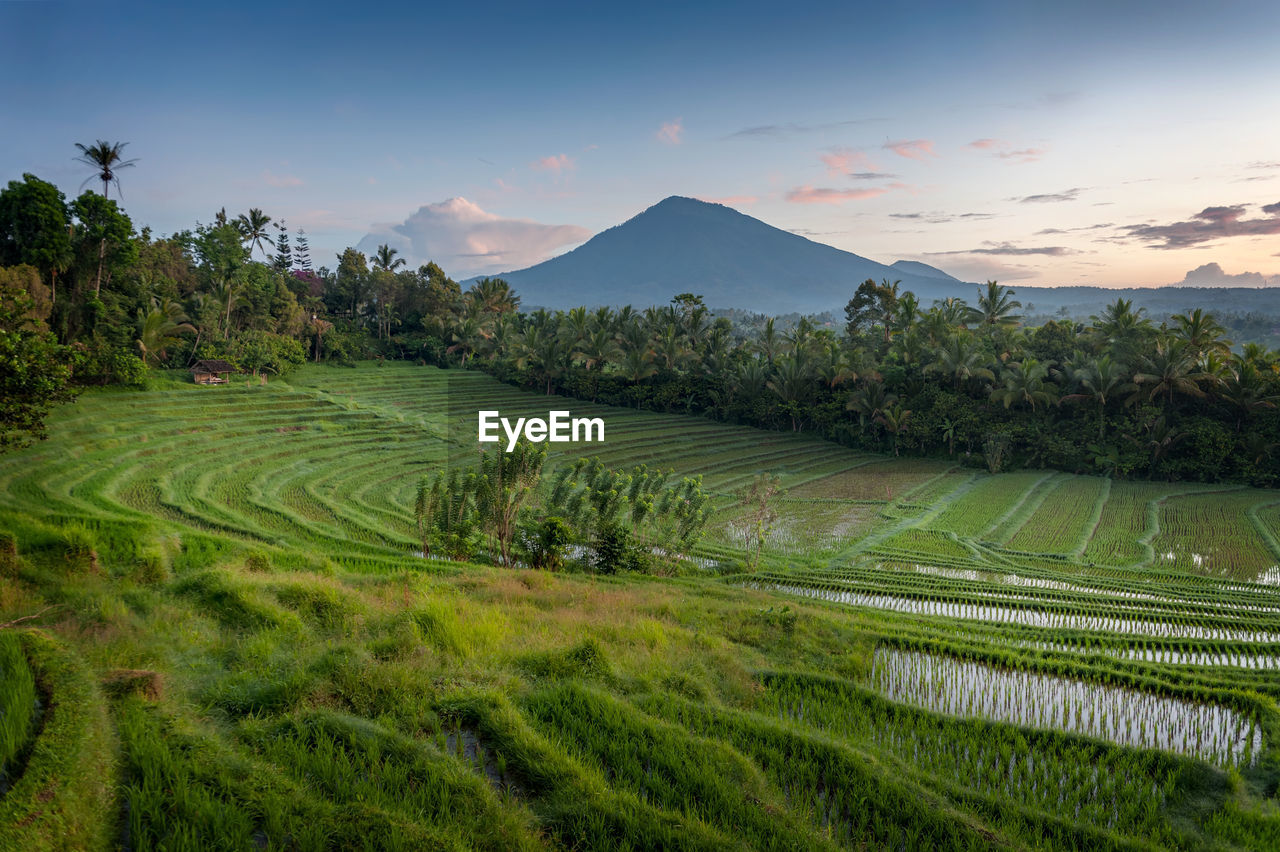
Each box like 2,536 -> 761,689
736,472 -> 782,569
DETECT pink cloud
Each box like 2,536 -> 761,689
532,153 -> 574,173
883,139 -> 935,160
996,147 -> 1047,163
820,147 -> 875,176
966,138 -> 1004,150
656,118 -> 683,145
262,169 -> 303,188
698,195 -> 758,207
785,185 -> 892,205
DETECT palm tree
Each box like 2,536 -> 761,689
1131,341 -> 1207,407
767,355 -> 815,431
1060,354 -> 1131,440
75,139 -> 139,297
1089,298 -> 1151,362
846,381 -> 896,429
991,358 -> 1058,411
372,243 -> 407,272
754,317 -> 783,365
136,298 -> 195,366
875,402 -> 912,456
1138,415 -> 1187,478
926,332 -> 994,391
470,277 -> 520,315
235,208 -> 275,260
974,281 -> 1022,329
74,140 -> 137,199
1171,308 -> 1230,363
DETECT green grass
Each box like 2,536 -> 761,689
1,361 -> 1278,849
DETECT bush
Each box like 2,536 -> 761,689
590,521 -> 645,574
69,340 -> 146,388
516,515 -> 572,571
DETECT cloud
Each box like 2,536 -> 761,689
1173,262 -> 1274,288
890,211 -> 996,224
967,139 -> 1046,163
531,153 -> 574,173
927,241 -> 1075,257
724,117 -> 883,139
1122,202 -> 1280,249
820,147 -> 872,176
785,185 -> 900,204
883,139 -> 935,160
1248,161 -> 1280,170
995,148 -> 1046,163
262,169 -> 303,188
697,195 -> 758,207
1017,188 -> 1083,203
356,198 -> 591,277
1035,222 -> 1113,235
656,118 -> 683,145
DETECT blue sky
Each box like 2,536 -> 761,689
4,0 -> 1280,287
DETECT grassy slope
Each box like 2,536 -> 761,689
0,361 -> 1277,850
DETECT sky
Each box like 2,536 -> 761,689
3,0 -> 1280,289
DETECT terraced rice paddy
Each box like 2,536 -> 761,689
871,647 -> 1262,767
3,361 -> 1280,849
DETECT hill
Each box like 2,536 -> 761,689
890,259 -> 963,282
475,196 -> 974,313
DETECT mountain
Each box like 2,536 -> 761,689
890,259 -> 963,283
474,196 -> 975,313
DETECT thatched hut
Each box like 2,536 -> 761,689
191,359 -> 235,385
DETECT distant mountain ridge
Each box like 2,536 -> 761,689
469,195 -> 1280,319
473,196 -> 974,313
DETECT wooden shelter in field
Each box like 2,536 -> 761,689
191,359 -> 235,385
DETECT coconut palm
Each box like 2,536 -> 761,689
470,277 -> 520,315
1089,298 -> 1151,362
875,402 -> 912,456
372,244 -> 407,272
767,354 -> 815,431
1171,308 -> 1230,363
974,280 -> 1022,329
991,358 -> 1058,411
926,332 -> 995,390
1060,354 -> 1131,440
1131,341 -> 1207,407
74,140 -> 137,199
235,208 -> 275,260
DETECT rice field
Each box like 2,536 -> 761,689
2,361 -> 1279,849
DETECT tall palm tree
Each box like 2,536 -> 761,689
74,140 -> 137,199
235,208 -> 275,260
974,281 -> 1022,329
1089,298 -> 1151,362
372,243 -> 407,272
75,139 -> 138,298
1131,341 -> 1207,407
1171,308 -> 1230,363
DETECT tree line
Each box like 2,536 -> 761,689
2,142 -> 1278,486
